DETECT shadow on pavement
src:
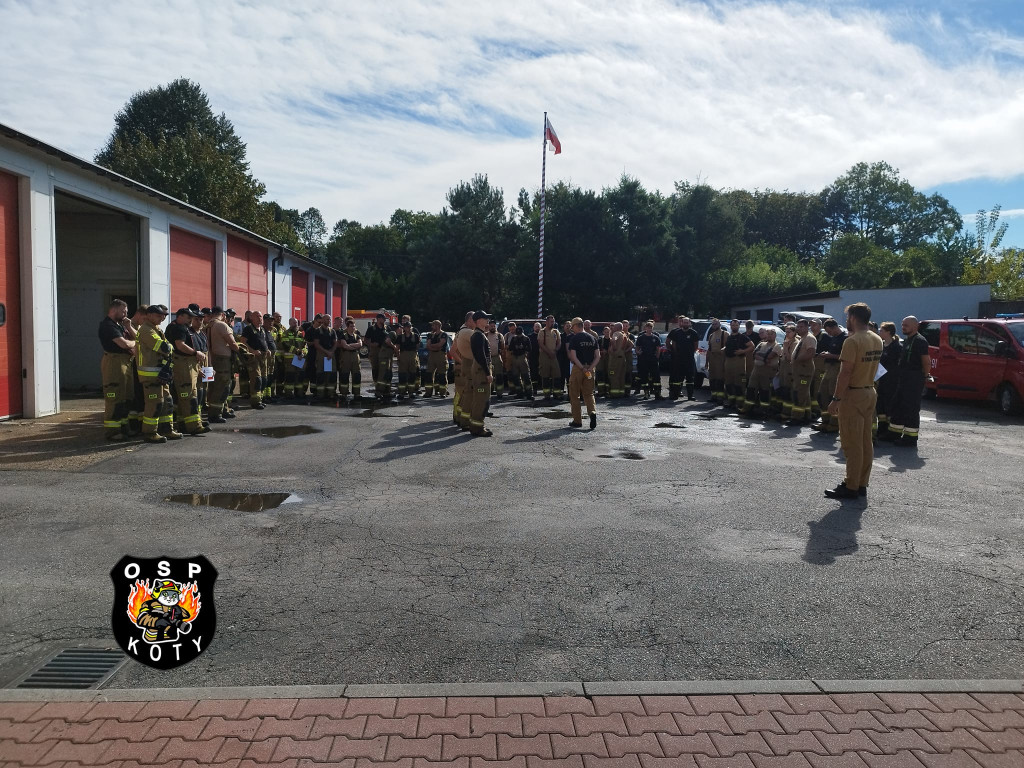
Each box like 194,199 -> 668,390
368,422 -> 469,461
803,505 -> 865,565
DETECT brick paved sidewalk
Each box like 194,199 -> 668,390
2,692 -> 1023,768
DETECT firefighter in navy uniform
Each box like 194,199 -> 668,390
241,314 -> 270,409
634,322 -> 663,400
98,299 -> 137,441
566,317 -> 599,429
395,320 -> 420,399
813,319 -> 847,433
507,325 -> 533,399
135,305 -> 180,443
667,316 -> 700,401
364,314 -> 393,400
337,317 -> 363,403
190,306 -> 211,430
424,320 -> 448,397
596,327 -> 611,397
875,322 -> 902,441
466,311 -> 494,437
885,315 -> 930,448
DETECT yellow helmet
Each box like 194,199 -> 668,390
152,580 -> 180,599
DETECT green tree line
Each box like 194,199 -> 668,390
96,80 -> 1023,326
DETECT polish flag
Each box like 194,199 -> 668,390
545,116 -> 561,154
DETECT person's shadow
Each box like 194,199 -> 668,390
803,506 -> 864,565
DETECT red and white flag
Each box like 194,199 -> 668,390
545,116 -> 561,154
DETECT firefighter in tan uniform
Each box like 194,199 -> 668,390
135,304 -> 180,444
778,323 -> 797,418
537,315 -> 561,399
722,319 -> 754,408
166,307 -> 207,435
485,320 -> 504,398
466,311 -> 494,437
809,319 -> 826,420
424,320 -> 448,397
451,312 -> 475,428
336,317 -> 363,403
824,302 -> 883,500
705,318 -> 728,405
395,320 -> 420,399
787,319 -> 817,424
98,299 -> 137,441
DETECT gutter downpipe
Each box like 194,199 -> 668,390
271,246 -> 285,314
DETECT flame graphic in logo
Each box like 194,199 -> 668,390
126,579 -> 201,627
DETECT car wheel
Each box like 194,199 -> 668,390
998,383 -> 1022,416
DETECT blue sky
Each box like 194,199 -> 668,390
1,0 -> 1023,247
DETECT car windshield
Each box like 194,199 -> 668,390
1008,322 -> 1024,346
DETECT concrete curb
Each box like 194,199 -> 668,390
1,679 -> 1022,702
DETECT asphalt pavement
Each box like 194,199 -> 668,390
0,379 -> 1021,690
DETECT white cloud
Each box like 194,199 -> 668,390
2,0 -> 1024,229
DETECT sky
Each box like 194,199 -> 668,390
2,0 -> 1024,246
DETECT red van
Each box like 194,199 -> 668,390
918,318 -> 1024,416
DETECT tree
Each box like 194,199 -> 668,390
95,79 -> 294,242
964,247 -> 1024,300
295,207 -> 328,261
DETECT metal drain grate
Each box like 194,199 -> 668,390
13,648 -> 127,690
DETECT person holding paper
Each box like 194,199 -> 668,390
337,318 -> 364,404
311,317 -> 338,403
874,322 -> 902,441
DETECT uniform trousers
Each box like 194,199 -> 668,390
538,353 -> 560,395
790,363 -> 815,421
818,363 -> 841,427
101,352 -> 133,437
839,387 -> 877,490
338,351 -> 362,397
508,355 -> 531,397
568,365 -> 596,424
375,350 -> 394,397
888,371 -> 925,438
467,360 -> 491,434
171,355 -> 203,433
368,347 -> 381,384
246,356 -> 265,406
453,359 -> 467,425
723,356 -> 746,406
397,350 -> 418,395
141,380 -> 174,435
426,351 -> 447,396
707,350 -> 726,401
607,352 -> 627,397
637,358 -> 661,395
208,354 -> 234,418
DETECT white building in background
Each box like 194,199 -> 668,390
729,284 -> 992,326
0,121 -> 351,419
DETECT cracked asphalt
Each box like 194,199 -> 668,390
0,378 -> 1021,689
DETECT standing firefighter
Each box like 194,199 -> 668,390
824,302 -> 883,500
705,318 -> 728,405
337,317 -> 363,403
486,319 -> 505,398
310,315 -> 338,403
507,325 -> 533,399
190,306 -> 210,431
787,319 -> 817,424
566,317 -> 599,430
813,319 -> 847,433
424,320 -> 448,397
166,307 -> 207,435
667,316 -> 700,401
98,299 -> 137,441
135,305 -> 180,443
741,329 -> 781,418
886,315 -> 930,448
466,311 -> 494,437
364,314 -> 395,400
596,326 -> 611,397
634,322 -> 663,400
279,317 -> 305,399
395,320 -> 420,399
875,322 -> 902,441
723,319 -> 754,408
206,307 -> 240,424
452,312 -> 475,427
537,316 -> 562,400
241,313 -> 270,410
777,323 -> 797,418
607,323 -> 630,398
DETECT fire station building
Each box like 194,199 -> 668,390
0,122 -> 350,419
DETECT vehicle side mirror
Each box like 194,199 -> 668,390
995,340 -> 1009,356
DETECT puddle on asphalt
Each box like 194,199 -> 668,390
521,410 -> 573,420
350,407 -> 417,418
232,425 -> 322,438
652,422 -> 685,429
596,450 -> 645,460
164,493 -> 302,511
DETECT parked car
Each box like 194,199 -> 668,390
418,331 -> 456,382
919,318 -> 1024,415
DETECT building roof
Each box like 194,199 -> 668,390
0,121 -> 352,281
731,289 -> 841,307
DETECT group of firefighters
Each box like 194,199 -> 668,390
98,300 -> 928,456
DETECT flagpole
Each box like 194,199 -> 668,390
539,111 -> 547,318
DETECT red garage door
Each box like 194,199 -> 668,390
331,281 -> 345,319
170,228 -> 216,311
0,171 -> 21,419
291,268 -> 308,322
314,276 -> 328,316
226,235 -> 267,315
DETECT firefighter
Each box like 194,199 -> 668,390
98,299 -> 137,441
596,326 -> 611,397
741,329 -> 781,418
623,320 -> 640,394
166,307 -> 207,435
399,314 -> 422,393
528,322 -> 542,393
337,317 -> 363,403
395,320 -> 420,399
556,320 -> 572,398
705,317 -> 728,405
809,319 -> 826,420
607,323 -> 630,398
261,314 -> 277,403
813,319 -> 847,433
424,320 -> 448,397
242,313 -> 270,409
777,323 -> 797,419
787,319 -> 818,424
279,317 -> 304,399
235,310 -> 253,402
667,316 -> 700,401
466,311 -> 494,437
364,314 -> 390,397
537,315 -> 562,400
824,302 -> 883,499
126,304 -> 148,435
875,321 -> 902,441
634,321 -> 663,400
373,318 -> 397,400
885,315 -> 930,448
507,325 -> 533,399
270,312 -> 286,399
723,319 -> 754,408
308,313 -> 337,402
485,319 -> 504,398
566,317 -> 599,429
189,306 -> 210,430
452,312 -> 475,427
502,322 -> 519,396
135,305 -> 180,443
206,307 -> 240,423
